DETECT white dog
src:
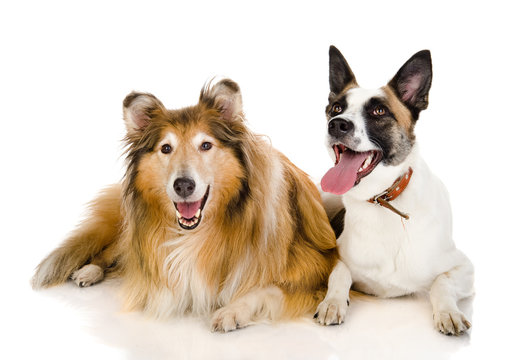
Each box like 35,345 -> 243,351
314,46 -> 474,335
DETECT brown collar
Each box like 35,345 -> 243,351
368,167 -> 413,220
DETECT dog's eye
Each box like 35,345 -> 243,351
161,144 -> 172,154
372,106 -> 387,116
332,104 -> 343,113
200,142 -> 212,151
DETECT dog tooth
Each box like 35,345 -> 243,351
176,210 -> 182,219
195,209 -> 201,218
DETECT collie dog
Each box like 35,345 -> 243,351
314,47 -> 474,335
32,79 -> 338,332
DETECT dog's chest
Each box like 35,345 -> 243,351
161,233 -> 248,315
339,197 -> 432,297
159,235 -> 217,315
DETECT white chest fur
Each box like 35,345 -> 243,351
337,149 -> 462,298
143,234 -> 217,319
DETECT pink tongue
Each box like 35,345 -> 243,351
321,151 -> 370,195
176,200 -> 202,219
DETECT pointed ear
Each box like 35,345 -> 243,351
122,92 -> 167,133
200,78 -> 243,121
388,50 -> 433,119
329,45 -> 357,96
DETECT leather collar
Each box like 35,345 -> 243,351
368,167 -> 413,219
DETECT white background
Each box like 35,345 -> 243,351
1,0 -> 516,359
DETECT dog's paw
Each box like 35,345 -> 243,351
433,310 -> 471,336
71,264 -> 104,287
211,306 -> 251,333
314,297 -> 349,326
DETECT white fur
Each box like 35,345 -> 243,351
31,252 -> 58,288
160,235 -> 216,318
320,190 -> 345,221
315,260 -> 351,325
261,154 -> 284,247
327,88 -> 384,152
158,132 -> 179,155
191,132 -> 216,150
318,144 -> 474,335
71,264 -> 104,287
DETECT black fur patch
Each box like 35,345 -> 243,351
226,178 -> 251,216
123,120 -> 168,199
206,118 -> 251,215
362,97 -> 414,166
330,208 -> 346,239
326,93 -> 349,119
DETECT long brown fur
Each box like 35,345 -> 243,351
32,79 -> 337,330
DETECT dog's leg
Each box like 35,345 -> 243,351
211,287 -> 284,333
32,185 -> 122,289
71,240 -> 120,287
429,254 -> 474,335
314,259 -> 352,325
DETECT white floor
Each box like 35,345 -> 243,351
4,274 -> 494,360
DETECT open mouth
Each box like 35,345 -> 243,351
321,144 -> 382,195
333,144 -> 382,181
173,186 -> 210,230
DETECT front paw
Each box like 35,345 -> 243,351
433,310 -> 471,336
71,264 -> 103,287
211,306 -> 251,333
314,297 -> 349,326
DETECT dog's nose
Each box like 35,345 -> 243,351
328,118 -> 354,138
173,177 -> 196,198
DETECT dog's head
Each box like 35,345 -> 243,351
123,79 -> 248,231
321,46 -> 432,195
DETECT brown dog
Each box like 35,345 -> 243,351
32,79 -> 338,332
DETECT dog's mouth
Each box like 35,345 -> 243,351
174,186 -> 210,230
321,144 -> 382,195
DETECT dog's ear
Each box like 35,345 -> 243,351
200,78 -> 243,121
122,92 -> 167,134
329,45 -> 357,96
388,50 -> 433,119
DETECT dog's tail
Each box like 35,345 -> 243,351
31,184 -> 123,289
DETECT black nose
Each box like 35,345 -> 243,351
328,118 -> 354,138
173,177 -> 196,198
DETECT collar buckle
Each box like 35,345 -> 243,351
371,190 -> 389,205
368,167 -> 413,220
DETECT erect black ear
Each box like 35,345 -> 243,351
388,50 -> 433,119
123,92 -> 167,134
199,78 -> 243,122
329,45 -> 357,96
